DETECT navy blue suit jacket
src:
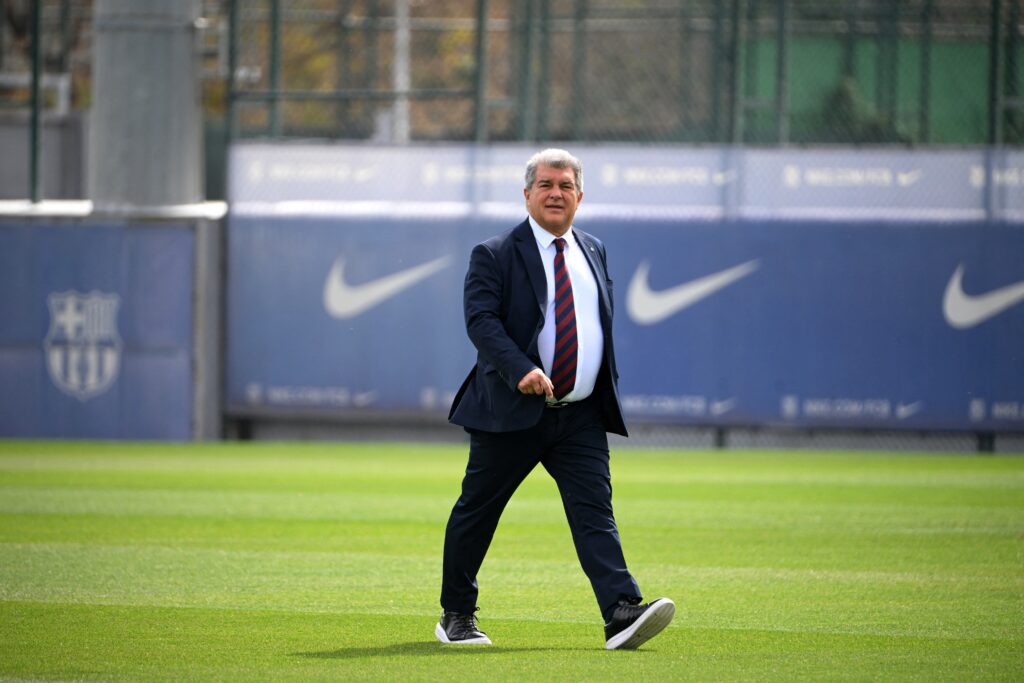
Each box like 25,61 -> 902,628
448,219 -> 628,436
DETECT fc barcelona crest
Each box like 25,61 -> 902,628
44,291 -> 122,400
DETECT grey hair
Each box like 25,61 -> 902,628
524,148 -> 583,194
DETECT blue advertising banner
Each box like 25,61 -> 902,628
226,144 -> 1024,432
598,218 -> 1024,431
0,222 -> 194,440
230,144 -> 1024,221
226,211 -> 1024,432
227,214 -> 476,415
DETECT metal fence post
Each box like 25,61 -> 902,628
775,0 -> 788,144
59,0 -> 72,72
473,0 -> 490,143
536,0 -> 551,141
842,3 -> 857,79
0,0 -> 5,71
1006,0 -> 1021,142
335,0 -> 352,137
570,0 -> 587,141
366,1 -> 380,104
30,0 -> 42,202
727,0 -> 742,144
518,0 -> 539,141
226,0 -> 238,144
919,0 -> 933,143
269,0 -> 281,137
877,1 -> 899,130
735,0 -> 754,144
988,0 -> 1004,145
711,0 -> 725,141
393,0 -> 411,143
678,4 -> 691,141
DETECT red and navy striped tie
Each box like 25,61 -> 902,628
551,237 -> 577,400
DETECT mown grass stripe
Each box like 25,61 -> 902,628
0,441 -> 1021,681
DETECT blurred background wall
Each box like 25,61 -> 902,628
2,1 -> 1022,198
1,0 -> 1022,451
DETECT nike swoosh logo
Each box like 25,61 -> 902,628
942,264 -> 1024,329
710,398 -> 737,416
897,170 -> 922,187
712,170 -> 737,186
323,254 -> 451,319
627,260 -> 760,325
896,402 -> 923,420
352,390 -> 378,407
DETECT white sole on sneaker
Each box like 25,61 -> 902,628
435,622 -> 492,645
605,598 -> 676,650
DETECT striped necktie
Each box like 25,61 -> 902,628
551,237 -> 577,400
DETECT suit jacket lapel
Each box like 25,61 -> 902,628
574,230 -> 613,320
514,220 -> 547,313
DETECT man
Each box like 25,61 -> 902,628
437,148 -> 675,650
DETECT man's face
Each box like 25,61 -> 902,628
524,164 -> 583,236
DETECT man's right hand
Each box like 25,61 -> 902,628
517,368 -> 554,398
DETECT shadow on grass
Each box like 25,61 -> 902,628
293,641 -> 599,659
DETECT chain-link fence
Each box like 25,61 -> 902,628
2,1 -> 1022,452
0,0 -> 227,199
0,1 -> 91,113
1,0 -> 89,199
2,1 -> 1022,199
225,0 -> 1024,145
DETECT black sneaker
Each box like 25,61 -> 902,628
604,597 -> 675,650
435,610 -> 492,645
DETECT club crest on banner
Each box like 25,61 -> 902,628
44,290 -> 122,400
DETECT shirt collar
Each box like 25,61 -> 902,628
528,215 -> 573,250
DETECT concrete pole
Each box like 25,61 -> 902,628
89,0 -> 203,209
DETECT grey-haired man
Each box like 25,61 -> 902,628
437,149 -> 675,650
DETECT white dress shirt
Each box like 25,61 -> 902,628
528,216 -> 604,403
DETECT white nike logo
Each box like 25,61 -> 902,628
710,398 -> 737,416
942,264 -> 1024,329
323,254 -> 451,319
627,260 -> 760,325
895,402 -> 923,420
897,170 -> 922,187
352,390 -> 378,407
712,170 -> 737,186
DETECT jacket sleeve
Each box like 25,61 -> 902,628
463,243 -> 538,391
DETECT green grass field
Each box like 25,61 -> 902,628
0,440 -> 1022,681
